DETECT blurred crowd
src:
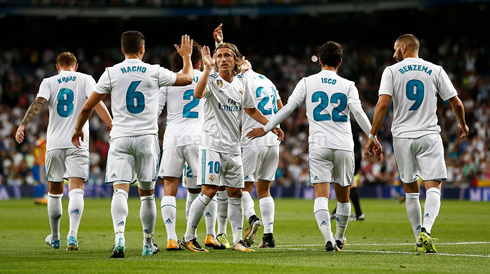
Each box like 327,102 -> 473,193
1,0 -> 358,7
1,37 -> 489,190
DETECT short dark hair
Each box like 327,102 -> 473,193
317,41 -> 343,68
215,43 -> 243,75
170,41 -> 202,72
121,30 -> 145,55
396,34 -> 420,52
56,52 -> 77,67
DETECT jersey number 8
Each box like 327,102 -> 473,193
57,88 -> 74,117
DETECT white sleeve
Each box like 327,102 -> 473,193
437,67 -> 458,101
242,80 -> 255,109
85,75 -> 96,98
158,67 -> 177,87
36,79 -> 51,101
263,79 -> 306,133
203,78 -> 214,98
158,87 -> 167,116
378,67 -> 394,97
348,84 -> 372,136
95,69 -> 112,95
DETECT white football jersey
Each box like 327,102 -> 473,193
240,70 -> 281,147
159,69 -> 203,149
37,71 -> 95,151
95,58 -> 176,138
287,70 -> 361,151
379,57 -> 457,138
201,73 -> 255,154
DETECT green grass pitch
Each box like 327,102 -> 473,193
1,197 -> 489,273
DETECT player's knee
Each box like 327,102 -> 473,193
227,187 -> 242,198
138,181 -> 156,191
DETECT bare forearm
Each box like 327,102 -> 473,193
195,66 -> 212,99
450,97 -> 467,126
370,102 -> 389,136
20,98 -> 47,126
75,108 -> 94,131
245,108 -> 269,125
94,100 -> 112,127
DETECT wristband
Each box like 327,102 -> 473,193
368,134 -> 377,140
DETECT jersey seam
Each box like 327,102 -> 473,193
107,68 -> 112,90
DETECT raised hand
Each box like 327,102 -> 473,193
213,23 -> 223,44
240,57 -> 252,74
201,46 -> 215,68
458,123 -> 469,138
174,35 -> 193,58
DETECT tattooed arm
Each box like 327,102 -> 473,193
15,97 -> 48,144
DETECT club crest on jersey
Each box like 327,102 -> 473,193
209,175 -> 215,182
217,80 -> 223,88
239,88 -> 244,95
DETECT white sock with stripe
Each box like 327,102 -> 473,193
111,189 -> 128,245
335,202 -> 351,242
228,197 -> 244,245
314,197 -> 333,244
242,191 -> 256,220
48,193 -> 63,241
161,196 -> 177,241
260,196 -> 275,234
205,198 -> 218,237
184,193 -> 211,241
406,192 -> 422,242
68,189 -> 84,239
216,190 -> 228,235
423,188 -> 441,234
186,192 -> 198,222
140,195 -> 156,247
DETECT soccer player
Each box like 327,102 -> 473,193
182,44 -> 284,252
212,23 -> 283,248
158,42 -> 224,251
364,34 -> 469,253
239,60 -> 283,248
248,41 -> 381,251
15,52 -> 112,251
72,31 -> 194,258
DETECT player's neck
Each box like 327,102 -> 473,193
124,54 -> 142,60
321,66 -> 338,73
219,71 -> 234,83
58,67 -> 76,73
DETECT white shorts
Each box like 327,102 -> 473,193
198,149 -> 244,188
308,148 -> 355,187
106,135 -> 160,187
393,134 -> 447,183
45,148 -> 89,182
242,146 -> 279,182
159,145 -> 199,189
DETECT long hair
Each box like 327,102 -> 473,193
214,43 -> 243,75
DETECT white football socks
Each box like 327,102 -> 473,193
48,193 -> 63,241
111,189 -> 128,245
405,192 -> 422,242
205,198 -> 218,237
161,196 -> 177,241
228,196 -> 244,245
216,190 -> 228,235
423,188 -> 441,234
335,202 -> 351,241
186,192 -> 198,221
140,195 -> 156,247
184,193 -> 211,241
259,196 -> 275,234
314,197 -> 333,244
68,189 -> 84,239
242,191 -> 256,220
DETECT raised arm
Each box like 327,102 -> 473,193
72,92 -> 106,147
194,46 -> 215,99
15,97 -> 47,144
213,23 -> 224,45
173,35 -> 194,86
93,98 -> 112,129
448,95 -> 469,137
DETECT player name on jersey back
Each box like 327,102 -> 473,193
37,71 -> 95,151
379,57 -> 457,138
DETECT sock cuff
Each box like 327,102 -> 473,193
140,195 -> 155,201
48,193 -> 63,199
242,191 -> 252,198
198,193 -> 212,205
259,196 -> 274,205
210,198 -> 218,203
336,202 -> 351,216
113,189 -> 128,199
187,193 -> 199,200
69,189 -> 84,197
228,196 -> 242,206
161,196 -> 176,203
216,190 -> 228,200
406,192 -> 420,199
314,197 -> 329,213
426,188 -> 441,196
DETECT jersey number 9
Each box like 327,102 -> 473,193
406,79 -> 424,111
